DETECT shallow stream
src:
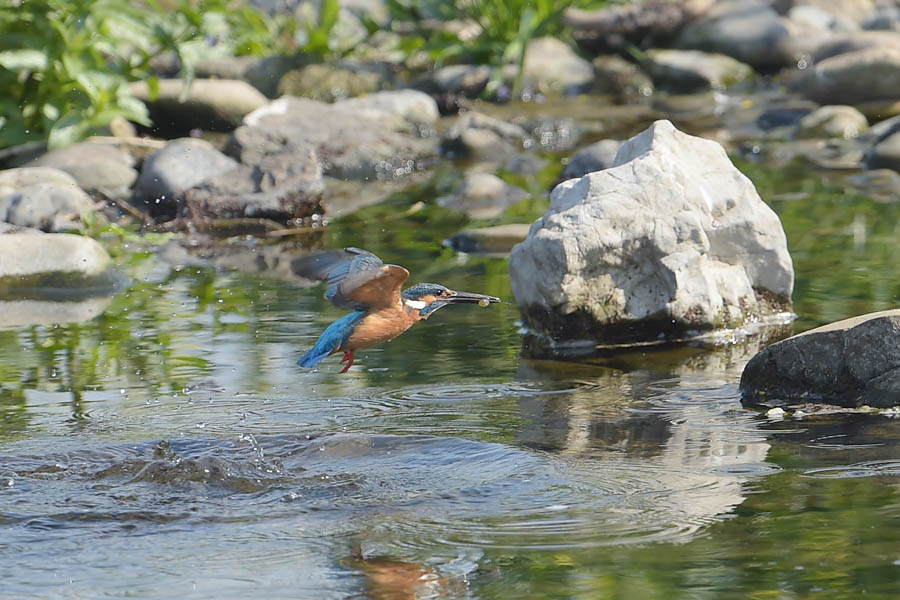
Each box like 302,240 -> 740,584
2,132 -> 900,598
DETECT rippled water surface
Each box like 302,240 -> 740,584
3,162 -> 900,598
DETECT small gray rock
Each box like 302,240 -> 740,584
644,49 -> 755,91
132,138 -> 239,218
675,0 -> 797,69
866,114 -> 900,143
437,173 -> 528,219
592,55 -> 655,100
564,0 -> 715,53
801,45 -> 900,106
795,105 -> 868,139
338,89 -> 440,127
445,223 -> 531,254
442,112 -> 532,159
844,169 -> 900,202
27,140 -> 138,200
517,116 -> 582,153
740,310 -> 900,408
523,37 -> 595,95
0,167 -> 98,232
427,64 -> 492,97
811,31 -> 900,62
864,7 -> 900,31
866,129 -> 900,170
504,154 -> 548,176
559,139 -> 624,182
0,232 -> 111,284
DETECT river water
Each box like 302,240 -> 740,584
2,154 -> 900,598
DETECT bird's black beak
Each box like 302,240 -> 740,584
446,290 -> 501,305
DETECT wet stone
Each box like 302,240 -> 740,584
644,49 -> 755,92
437,173 -> 528,220
741,309 -> 900,408
132,138 -> 239,220
445,223 -> 531,255
184,142 -> 324,224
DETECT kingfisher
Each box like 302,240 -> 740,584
294,247 -> 501,372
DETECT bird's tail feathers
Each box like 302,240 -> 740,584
297,342 -> 334,367
297,311 -> 365,368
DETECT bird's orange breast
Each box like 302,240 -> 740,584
345,307 -> 420,351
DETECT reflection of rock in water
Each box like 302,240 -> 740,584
520,319 -> 791,381
516,359 -> 772,531
0,297 -> 114,329
157,238 -> 325,286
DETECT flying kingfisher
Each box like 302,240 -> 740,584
295,247 -> 501,372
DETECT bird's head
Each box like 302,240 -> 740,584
402,283 -> 500,318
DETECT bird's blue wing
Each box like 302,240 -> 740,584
292,247 -> 409,311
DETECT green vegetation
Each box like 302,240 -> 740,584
0,0 -> 295,149
388,0 -> 603,96
1,0 -> 604,150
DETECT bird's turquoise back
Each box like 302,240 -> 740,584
297,311 -> 366,367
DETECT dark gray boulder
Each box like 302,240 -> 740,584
184,142 -> 323,223
741,310 -> 900,408
132,138 -> 238,219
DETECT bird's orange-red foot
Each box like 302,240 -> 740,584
339,350 -> 356,373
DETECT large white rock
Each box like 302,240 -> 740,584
509,119 -> 794,344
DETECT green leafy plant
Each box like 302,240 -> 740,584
299,0 -> 341,56
0,0 -> 294,151
387,0 -> 605,97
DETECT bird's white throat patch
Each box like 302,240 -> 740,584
404,299 -> 427,310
